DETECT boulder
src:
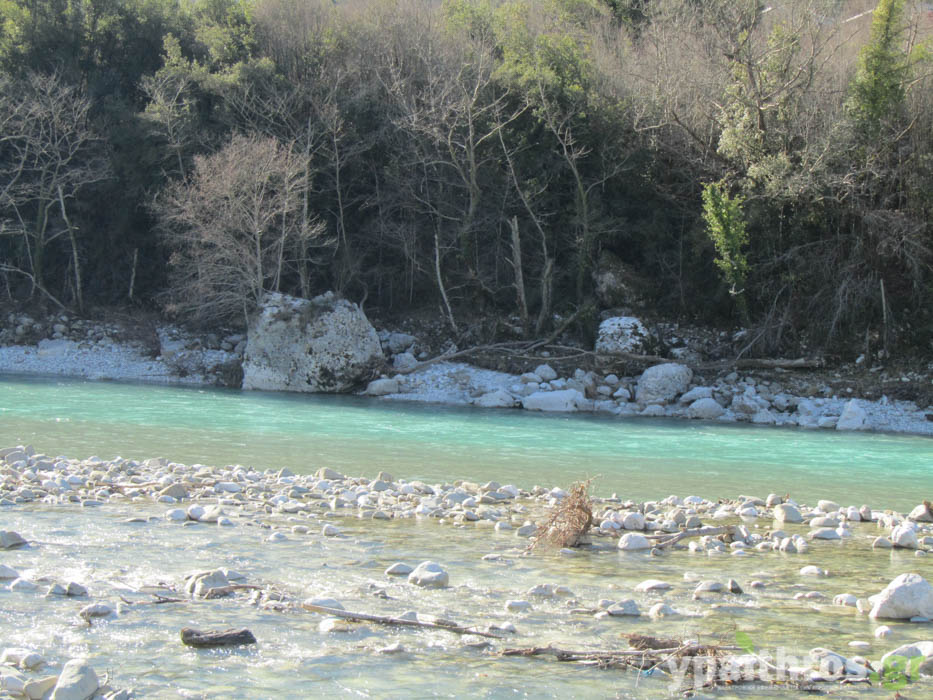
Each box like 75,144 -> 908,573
473,390 -> 516,409
679,386 -> 713,404
242,292 -> 384,393
869,573 -> 933,620
392,352 -> 418,371
773,503 -> 804,524
522,389 -> 584,412
594,316 -> 650,355
408,561 -> 449,588
892,523 -> 919,549
635,364 -> 692,405
688,398 -> 724,420
50,660 -> 98,700
909,503 -> 933,523
618,533 -> 651,551
534,364 -> 558,382
836,399 -> 870,431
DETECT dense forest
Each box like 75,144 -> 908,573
0,0 -> 931,356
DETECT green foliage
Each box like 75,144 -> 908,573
846,0 -> 909,136
701,181 -> 749,321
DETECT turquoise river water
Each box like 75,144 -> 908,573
1,375 -> 932,699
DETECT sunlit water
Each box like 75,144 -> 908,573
2,375 -> 933,698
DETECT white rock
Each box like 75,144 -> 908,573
874,625 -> 893,638
635,363 -> 693,405
318,618 -> 352,633
365,377 -> 399,396
385,563 -> 414,576
0,564 -> 19,579
164,508 -> 187,521
0,648 -> 44,669
534,364 -> 557,382
23,676 -> 58,700
618,533 -> 651,551
504,600 -> 532,613
473,390 -> 516,408
773,503 -> 804,523
304,597 -> 343,610
621,512 -> 646,530
836,399 -> 869,431
78,603 -> 114,621
648,603 -> 679,619
873,536 -> 893,549
869,573 -> 933,619
606,599 -> 640,616
880,641 -> 933,669
800,566 -> 827,577
49,660 -> 98,700
687,397 -> 724,419
808,527 -> 841,540
891,523 -> 919,549
522,389 -> 584,412
635,579 -> 671,592
594,317 -> 649,355
242,292 -> 384,393
322,524 -> 341,537
833,593 -> 858,607
908,503 -> 933,523
9,578 -> 37,592
392,352 -> 418,371
407,561 -> 449,588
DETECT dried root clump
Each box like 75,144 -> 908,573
530,479 -> 594,551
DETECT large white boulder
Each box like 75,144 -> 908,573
522,389 -> 584,412
836,399 -> 870,431
243,292 -> 384,393
635,363 -> 693,405
909,503 -> 933,523
773,503 -> 804,523
869,573 -> 933,620
594,317 -> 650,355
891,523 -> 919,549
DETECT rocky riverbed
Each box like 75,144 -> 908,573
3,445 -> 933,697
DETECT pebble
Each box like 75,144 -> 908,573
407,561 -> 449,588
504,600 -> 532,613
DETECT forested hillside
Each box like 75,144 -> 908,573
1,0 -> 930,356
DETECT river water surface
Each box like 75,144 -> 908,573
1,375 -> 932,698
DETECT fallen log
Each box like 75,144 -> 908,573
301,604 -> 500,638
180,627 -> 257,648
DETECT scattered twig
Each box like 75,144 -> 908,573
301,604 -> 500,638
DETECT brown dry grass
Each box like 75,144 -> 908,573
530,479 -> 595,551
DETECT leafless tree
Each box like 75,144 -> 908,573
0,72 -> 110,310
154,133 -> 333,325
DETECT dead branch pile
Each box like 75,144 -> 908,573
529,480 -> 594,550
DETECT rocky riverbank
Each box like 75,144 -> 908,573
3,445 -> 933,697
2,306 -> 932,436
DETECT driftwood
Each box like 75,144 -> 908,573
301,603 -> 500,638
734,357 -> 823,370
201,584 -> 263,599
645,525 -> 734,549
180,627 -> 257,648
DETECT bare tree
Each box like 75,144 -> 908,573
0,72 -> 110,310
154,133 -> 333,324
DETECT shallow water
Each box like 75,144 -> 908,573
2,375 -> 933,698
1,376 -> 931,509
